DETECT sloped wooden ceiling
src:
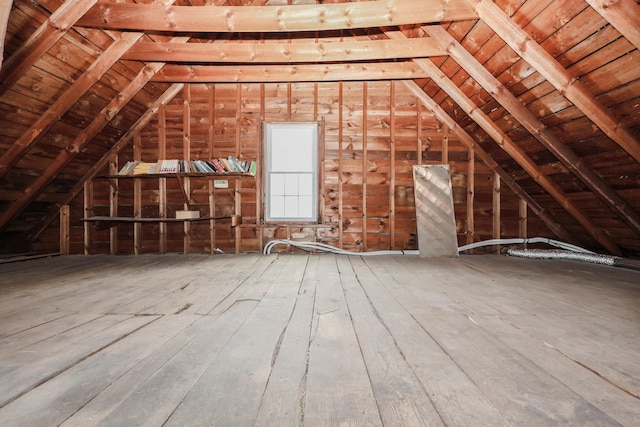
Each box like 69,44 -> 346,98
0,0 -> 638,256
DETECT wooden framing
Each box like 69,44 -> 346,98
362,82 -> 368,252
77,0 -> 478,32
441,124 -> 449,164
83,181 -> 93,255
59,205 -> 69,255
208,84 -> 217,255
398,50 -> 623,255
27,84 -> 185,244
0,0 -> 98,98
466,150 -> 475,245
464,0 -> 640,164
338,82 -> 344,249
584,0 -> 640,50
0,33 -> 143,180
123,38 -> 446,63
423,25 -> 640,236
235,84 -> 242,255
519,199 -> 528,239
2,0 -> 639,257
151,63 -> 429,83
158,105 -> 168,255
108,155 -> 118,255
403,81 -> 575,245
493,172 -> 501,243
183,85 -> 192,255
133,132 -> 142,256
389,81 -> 396,251
0,62 -> 165,232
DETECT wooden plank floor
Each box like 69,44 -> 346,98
0,253 -> 639,426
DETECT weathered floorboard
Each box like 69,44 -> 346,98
0,253 -> 638,426
302,255 -> 381,426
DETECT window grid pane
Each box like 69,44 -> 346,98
266,123 -> 317,222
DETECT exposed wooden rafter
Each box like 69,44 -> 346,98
0,0 -> 636,257
386,33 -> 622,255
28,84 -> 186,243
463,0 -> 640,164
151,62 -> 429,83
76,0 -> 478,32
0,30 -> 193,233
0,0 -> 98,98
423,25 -> 640,237
584,0 -> 640,51
123,38 -> 446,63
402,81 -> 575,244
0,62 -> 168,233
0,32 -> 144,179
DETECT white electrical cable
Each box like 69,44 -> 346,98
456,237 -> 594,254
264,237 -> 594,256
263,239 -> 418,256
263,237 -> 640,270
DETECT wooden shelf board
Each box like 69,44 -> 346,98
82,215 -> 237,230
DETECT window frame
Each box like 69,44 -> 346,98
262,121 -> 321,224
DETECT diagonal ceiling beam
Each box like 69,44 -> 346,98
0,0 -> 179,178
423,25 -> 640,237
385,35 -> 622,255
584,0 -> 640,51
28,83 -> 185,244
0,61 -> 167,233
76,0 -> 478,32
402,80 -> 574,245
151,62 -> 429,83
0,0 -> 98,98
0,32 -> 193,232
123,38 -> 446,63
0,32 -> 143,179
462,0 -> 640,164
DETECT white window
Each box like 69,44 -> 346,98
265,122 -> 318,222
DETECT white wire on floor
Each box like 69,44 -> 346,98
263,237 -> 593,256
263,239 -> 418,256
262,237 -> 640,270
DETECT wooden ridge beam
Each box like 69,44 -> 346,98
28,84 -> 185,243
0,0 -> 98,98
463,0 -> 640,164
403,80 -> 575,245
151,62 -> 428,83
423,25 -> 640,237
0,32 -> 143,179
76,0 -> 478,33
123,38 -> 446,63
388,36 -> 622,254
584,0 -> 640,51
0,62 -> 166,233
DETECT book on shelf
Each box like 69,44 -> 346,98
211,158 -> 226,173
157,159 -> 178,173
116,157 -> 256,176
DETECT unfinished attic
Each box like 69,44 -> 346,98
0,0 -> 639,426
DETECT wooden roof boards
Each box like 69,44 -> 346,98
0,0 -> 639,256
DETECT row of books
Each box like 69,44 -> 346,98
117,157 -> 257,176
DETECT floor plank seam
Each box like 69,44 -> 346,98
0,314 -> 162,410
